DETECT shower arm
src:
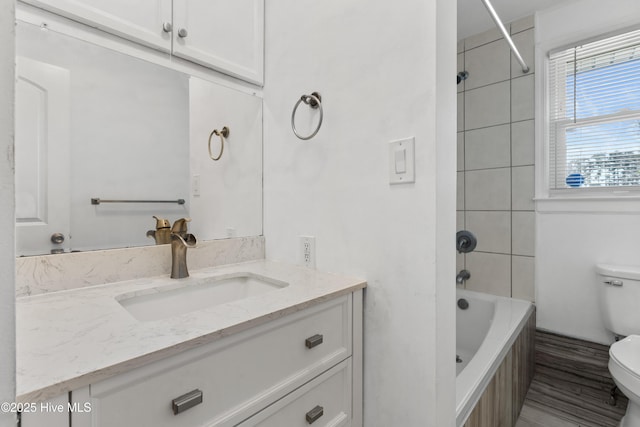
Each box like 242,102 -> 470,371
479,0 -> 530,74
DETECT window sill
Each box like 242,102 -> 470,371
535,196 -> 640,213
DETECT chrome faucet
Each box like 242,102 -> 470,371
170,218 -> 197,279
456,269 -> 471,285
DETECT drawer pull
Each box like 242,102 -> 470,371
305,405 -> 324,424
172,389 -> 203,415
305,334 -> 324,349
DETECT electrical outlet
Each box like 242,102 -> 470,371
300,236 -> 316,268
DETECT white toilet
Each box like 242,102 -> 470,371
596,264 -> 640,427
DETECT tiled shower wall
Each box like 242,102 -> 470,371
457,16 -> 535,301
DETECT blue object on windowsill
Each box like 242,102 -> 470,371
566,173 -> 585,187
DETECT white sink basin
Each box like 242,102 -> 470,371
116,273 -> 288,321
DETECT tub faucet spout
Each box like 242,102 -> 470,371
456,269 -> 471,284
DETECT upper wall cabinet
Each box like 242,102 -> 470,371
20,0 -> 264,85
173,0 -> 264,85
21,0 -> 173,51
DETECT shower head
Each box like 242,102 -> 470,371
457,71 -> 469,85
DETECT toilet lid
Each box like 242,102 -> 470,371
596,264 -> 640,280
610,335 -> 640,378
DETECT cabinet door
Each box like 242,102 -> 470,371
173,0 -> 264,85
20,394 -> 69,427
21,0 -> 172,51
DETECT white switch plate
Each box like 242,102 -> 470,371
389,137 -> 415,184
192,174 -> 201,197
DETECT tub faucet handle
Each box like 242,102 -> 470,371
456,230 -> 477,253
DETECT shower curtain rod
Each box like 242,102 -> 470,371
480,0 -> 530,73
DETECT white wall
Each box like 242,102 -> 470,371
263,0 -> 456,425
536,213 -> 640,344
535,0 -> 640,344
0,0 -> 15,425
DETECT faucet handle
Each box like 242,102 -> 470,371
153,215 -> 171,229
171,217 -> 191,234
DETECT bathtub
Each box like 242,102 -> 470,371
456,289 -> 535,427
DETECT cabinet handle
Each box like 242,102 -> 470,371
305,334 -> 323,349
305,405 -> 324,424
172,389 -> 203,415
178,28 -> 188,38
162,22 -> 173,33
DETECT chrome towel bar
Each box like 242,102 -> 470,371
91,198 -> 186,205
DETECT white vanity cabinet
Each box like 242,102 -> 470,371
64,292 -> 361,427
19,0 -> 264,85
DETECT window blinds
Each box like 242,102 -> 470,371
548,28 -> 640,190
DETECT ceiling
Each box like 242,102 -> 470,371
457,0 -> 561,40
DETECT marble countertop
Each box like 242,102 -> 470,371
17,260 -> 366,403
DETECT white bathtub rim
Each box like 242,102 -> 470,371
455,289 -> 534,426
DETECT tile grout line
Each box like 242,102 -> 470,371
464,117 -> 534,133
464,73 -> 534,95
509,20 -> 514,299
464,26 -> 534,53
466,165 -> 534,172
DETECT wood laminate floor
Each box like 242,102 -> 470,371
515,331 -> 627,427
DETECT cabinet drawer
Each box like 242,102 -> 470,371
89,295 -> 351,427
238,359 -> 352,427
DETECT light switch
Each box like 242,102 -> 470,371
389,137 -> 415,184
395,149 -> 407,173
192,174 -> 201,197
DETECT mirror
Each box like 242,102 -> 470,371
15,20 -> 263,256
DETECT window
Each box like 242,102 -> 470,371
548,28 -> 640,192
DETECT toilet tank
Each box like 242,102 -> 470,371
596,264 -> 640,337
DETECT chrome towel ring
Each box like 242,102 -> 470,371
291,92 -> 323,140
208,126 -> 229,161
